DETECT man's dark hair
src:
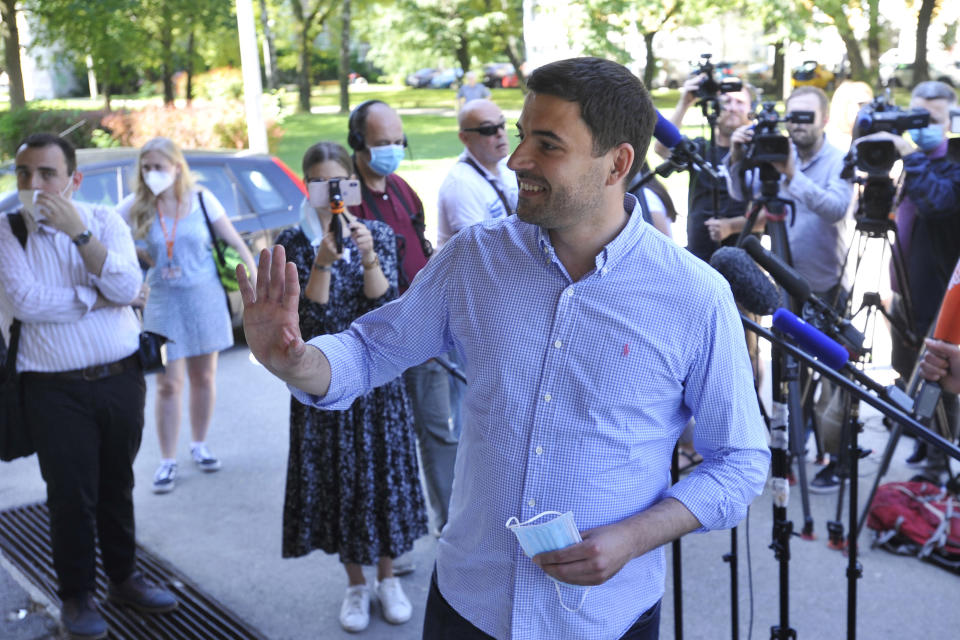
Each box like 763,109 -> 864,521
526,57 -> 655,185
16,133 -> 77,175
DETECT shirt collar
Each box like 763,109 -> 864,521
534,192 -> 647,277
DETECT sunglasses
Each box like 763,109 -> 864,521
461,121 -> 507,136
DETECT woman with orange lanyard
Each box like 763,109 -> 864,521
118,137 -> 256,494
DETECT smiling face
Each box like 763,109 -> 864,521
506,92 -> 610,230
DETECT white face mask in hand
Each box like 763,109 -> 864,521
506,510 -> 591,612
143,170 -> 176,196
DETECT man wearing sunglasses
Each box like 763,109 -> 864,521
438,99 -> 518,247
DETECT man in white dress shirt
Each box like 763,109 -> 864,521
0,134 -> 176,640
437,99 -> 519,247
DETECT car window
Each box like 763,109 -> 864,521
75,168 -> 123,207
192,165 -> 250,217
234,167 -> 287,212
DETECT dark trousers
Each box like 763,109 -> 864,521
23,365 -> 146,598
423,568 -> 661,640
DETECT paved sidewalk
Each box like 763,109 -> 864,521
2,344 -> 958,639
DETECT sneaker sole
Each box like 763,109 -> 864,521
195,461 -> 222,472
152,483 -> 175,494
107,593 -> 178,614
808,484 -> 841,494
64,627 -> 108,640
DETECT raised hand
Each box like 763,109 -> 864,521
238,245 -> 309,379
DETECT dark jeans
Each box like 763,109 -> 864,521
423,568 -> 661,640
23,364 -> 146,598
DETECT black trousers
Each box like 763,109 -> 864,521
23,364 -> 146,598
423,567 -> 662,640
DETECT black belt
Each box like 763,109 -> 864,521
24,353 -> 141,382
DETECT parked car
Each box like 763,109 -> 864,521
482,62 -> 514,88
405,67 -> 438,88
429,68 -> 463,89
791,61 -> 836,90
1,147 -> 307,324
880,61 -> 957,88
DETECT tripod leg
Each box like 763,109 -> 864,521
671,447 -> 683,640
787,378 -> 815,539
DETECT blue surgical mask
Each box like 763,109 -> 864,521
908,123 -> 944,151
367,144 -> 405,176
506,510 -> 591,612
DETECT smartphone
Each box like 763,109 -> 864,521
308,179 -> 362,208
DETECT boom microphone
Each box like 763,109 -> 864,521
740,235 -> 811,303
654,111 -> 684,149
772,308 -> 849,370
709,246 -> 780,315
651,111 -> 719,179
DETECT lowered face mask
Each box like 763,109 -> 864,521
506,510 -> 591,612
143,169 -> 176,196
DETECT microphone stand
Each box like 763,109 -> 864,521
742,315 -> 960,640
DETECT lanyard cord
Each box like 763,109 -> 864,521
156,196 -> 182,260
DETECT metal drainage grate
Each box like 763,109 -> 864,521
0,502 -> 268,640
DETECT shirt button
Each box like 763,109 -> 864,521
565,288 -> 574,297
528,499 -> 536,507
544,393 -> 552,402
601,266 -> 609,275
536,446 -> 543,455
554,340 -> 562,349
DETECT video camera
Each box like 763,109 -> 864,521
745,102 -> 814,166
847,96 -> 930,176
692,53 -> 743,103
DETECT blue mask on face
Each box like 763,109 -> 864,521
367,144 -> 405,176
908,123 -> 944,151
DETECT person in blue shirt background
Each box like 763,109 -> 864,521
239,57 -> 770,640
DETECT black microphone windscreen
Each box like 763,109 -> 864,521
710,246 -> 781,316
741,235 -> 812,303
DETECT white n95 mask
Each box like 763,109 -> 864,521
143,170 -> 175,196
506,510 -> 591,612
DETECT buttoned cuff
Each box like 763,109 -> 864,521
287,336 -> 356,410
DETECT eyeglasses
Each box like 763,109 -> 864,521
461,121 -> 507,136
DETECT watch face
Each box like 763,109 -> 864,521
73,230 -> 92,246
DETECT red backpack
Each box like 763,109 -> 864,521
866,481 -> 960,571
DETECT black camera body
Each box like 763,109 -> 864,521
693,53 -> 743,102
745,102 -> 815,166
847,96 -> 930,176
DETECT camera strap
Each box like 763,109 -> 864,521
461,156 -> 514,216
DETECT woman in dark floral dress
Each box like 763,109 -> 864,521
275,142 -> 427,632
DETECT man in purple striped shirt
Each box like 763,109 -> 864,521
0,134 -> 176,639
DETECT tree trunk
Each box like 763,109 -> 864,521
298,27 -> 311,112
642,31 -> 656,89
1,0 -> 26,109
186,29 -> 195,104
259,0 -> 277,91
455,33 -> 470,74
505,38 -> 525,91
867,0 -> 880,75
339,0 -> 351,114
773,40 -> 785,98
161,15 -> 175,105
913,0 -> 937,86
824,5 -> 867,81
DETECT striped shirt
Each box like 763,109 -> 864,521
0,202 -> 142,372
293,194 -> 770,639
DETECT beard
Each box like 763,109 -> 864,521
515,163 -> 607,230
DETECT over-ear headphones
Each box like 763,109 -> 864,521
347,99 -> 408,151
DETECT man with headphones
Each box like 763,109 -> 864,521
346,100 -> 459,542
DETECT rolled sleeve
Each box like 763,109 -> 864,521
666,286 -> 770,531
88,206 -> 143,303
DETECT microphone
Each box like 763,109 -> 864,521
772,308 -> 849,370
709,246 -> 780,315
740,235 -> 811,303
914,258 -> 960,422
651,111 -> 719,180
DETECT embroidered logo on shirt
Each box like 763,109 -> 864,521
622,344 -> 629,357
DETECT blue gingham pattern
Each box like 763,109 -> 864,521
294,195 -> 770,639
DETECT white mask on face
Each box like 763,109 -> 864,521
143,170 -> 176,196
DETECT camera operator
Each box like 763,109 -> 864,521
856,81 -> 960,472
726,87 -> 853,306
654,73 -> 754,262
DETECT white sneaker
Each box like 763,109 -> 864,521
191,444 -> 221,472
339,584 -> 371,632
152,461 -> 177,494
375,577 -> 412,624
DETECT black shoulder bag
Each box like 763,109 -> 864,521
1,213 -> 33,461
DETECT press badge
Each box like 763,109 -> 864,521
160,265 -> 183,280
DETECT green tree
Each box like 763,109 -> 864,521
815,0 -> 868,80
739,0 -> 809,97
1,0 -> 26,109
290,0 -> 338,113
26,0 -> 145,109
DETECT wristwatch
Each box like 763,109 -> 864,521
72,230 -> 93,246
362,253 -> 380,270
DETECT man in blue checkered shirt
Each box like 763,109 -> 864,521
241,57 -> 770,640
